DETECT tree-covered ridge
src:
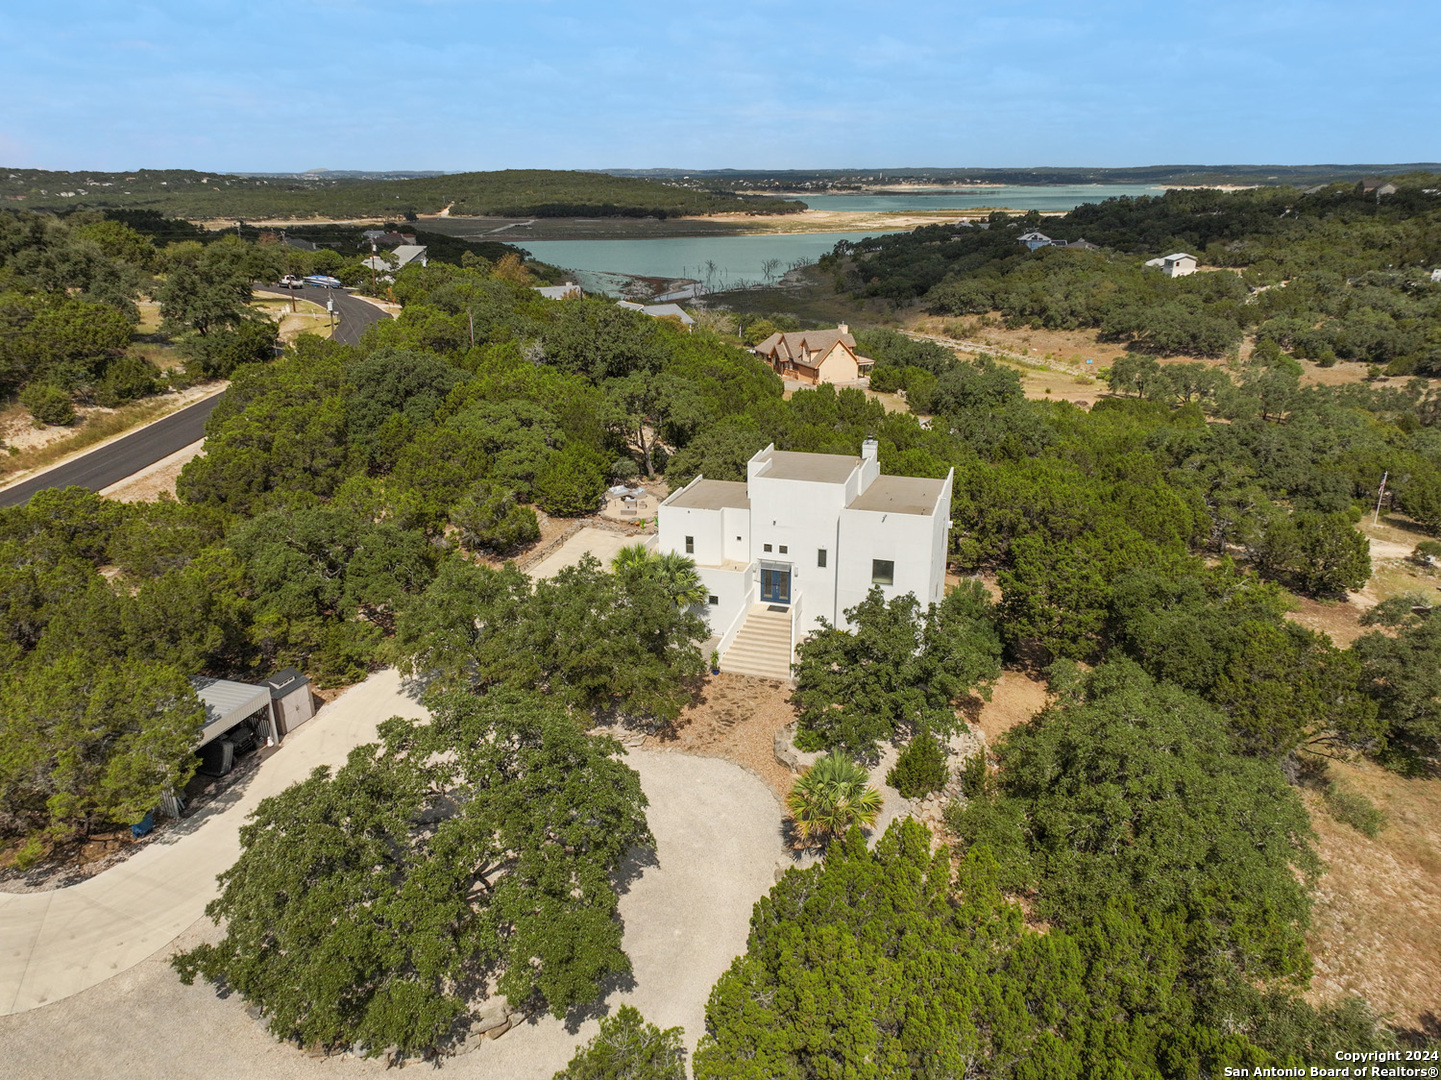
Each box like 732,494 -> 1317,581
2,167 -> 805,220
829,178 -> 1441,371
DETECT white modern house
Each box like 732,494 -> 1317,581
657,440 -> 952,680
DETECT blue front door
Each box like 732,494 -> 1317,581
760,568 -> 791,605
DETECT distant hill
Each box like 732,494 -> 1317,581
0,167 -> 804,221
604,164 -> 1441,189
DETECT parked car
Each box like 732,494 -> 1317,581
196,718 -> 261,777
278,274 -> 304,289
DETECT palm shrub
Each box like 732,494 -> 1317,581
785,753 -> 883,845
886,724 -> 948,798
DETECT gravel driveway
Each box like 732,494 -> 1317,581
0,749 -> 788,1079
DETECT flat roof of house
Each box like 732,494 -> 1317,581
847,475 -> 946,515
668,479 -> 750,510
756,449 -> 860,484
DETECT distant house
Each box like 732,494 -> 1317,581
283,236 -> 319,252
1065,238 -> 1101,251
1432,268 -> 1441,284
754,324 -> 871,385
361,244 -> 428,276
617,300 -> 695,328
1018,230 -> 1057,251
1144,252 -> 1198,278
533,282 -> 583,300
1358,178 -> 1398,197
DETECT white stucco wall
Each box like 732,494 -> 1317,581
657,503 -> 726,564
835,510 -> 940,626
696,565 -> 754,651
748,475 -> 846,634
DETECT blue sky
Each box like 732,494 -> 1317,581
3,1 -> 1438,171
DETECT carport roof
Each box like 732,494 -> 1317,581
189,677 -> 272,747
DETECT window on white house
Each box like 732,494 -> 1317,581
763,543 -> 772,552
685,536 -> 694,554
708,595 -> 719,605
872,559 -> 895,585
779,545 -> 788,554
817,549 -> 827,567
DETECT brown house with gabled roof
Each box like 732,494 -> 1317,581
753,324 -> 871,386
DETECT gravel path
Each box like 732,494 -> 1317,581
0,750 -> 787,1079
0,669 -> 426,1015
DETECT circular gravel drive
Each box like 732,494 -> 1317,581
0,749 -> 788,1080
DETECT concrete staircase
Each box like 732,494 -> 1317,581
720,604 -> 794,681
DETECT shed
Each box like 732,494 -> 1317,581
265,668 -> 315,736
190,677 -> 277,749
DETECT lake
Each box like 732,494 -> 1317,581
519,231 -> 899,294
519,185 -> 1164,294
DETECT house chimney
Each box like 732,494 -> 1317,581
861,436 -> 878,463
838,322 -> 849,335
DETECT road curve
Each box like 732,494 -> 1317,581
253,283 -> 390,346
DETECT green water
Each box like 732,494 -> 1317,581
520,185 -> 1163,292
519,231 -> 898,293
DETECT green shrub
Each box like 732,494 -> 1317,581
94,354 -> 162,407
1411,540 -> 1441,567
959,749 -> 988,799
20,383 -> 77,426
180,319 -> 278,380
553,1005 -> 685,1080
1322,782 -> 1386,838
886,726 -> 948,798
450,483 -> 540,554
534,447 -> 605,516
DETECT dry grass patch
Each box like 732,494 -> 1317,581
968,670 -> 1049,748
1304,758 -> 1441,1031
655,673 -> 797,799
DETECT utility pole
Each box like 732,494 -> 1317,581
1374,470 -> 1389,525
370,242 -> 378,292
468,311 -> 475,347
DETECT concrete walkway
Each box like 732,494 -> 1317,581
0,669 -> 426,1015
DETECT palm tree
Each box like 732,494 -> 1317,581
654,550 -> 707,607
612,543 -> 653,576
611,545 -> 707,608
785,753 -> 884,846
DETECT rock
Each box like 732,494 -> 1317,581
773,722 -> 821,773
484,1019 -> 513,1040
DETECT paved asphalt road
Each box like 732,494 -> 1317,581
0,286 -> 391,508
0,393 -> 224,509
253,283 -> 390,346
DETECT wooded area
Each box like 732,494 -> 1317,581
3,184 -> 1440,1065
1,168 -> 804,221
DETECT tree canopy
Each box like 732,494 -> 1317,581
174,689 -> 653,1058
